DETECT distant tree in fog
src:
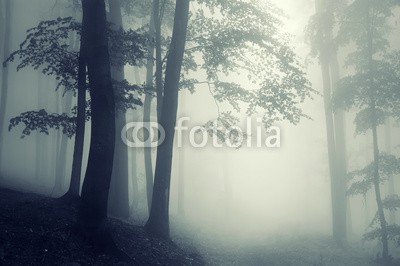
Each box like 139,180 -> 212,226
305,0 -> 348,246
332,0 -> 400,261
0,0 -> 12,172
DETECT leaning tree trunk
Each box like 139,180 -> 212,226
107,0 -> 130,219
77,0 -> 116,246
145,0 -> 190,239
62,15 -> 88,199
0,0 -> 11,170
143,5 -> 156,213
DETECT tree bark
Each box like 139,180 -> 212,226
77,0 -> 116,244
145,0 -> 190,239
107,0 -> 130,219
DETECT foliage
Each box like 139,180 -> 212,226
332,54 -> 400,132
347,154 -> 400,196
201,111 -> 244,145
5,17 -> 149,137
9,109 -> 76,138
181,0 -> 315,130
334,0 -> 400,253
363,224 -> 400,245
382,195 -> 400,212
304,0 -> 347,58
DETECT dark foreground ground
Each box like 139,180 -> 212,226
0,188 -> 203,265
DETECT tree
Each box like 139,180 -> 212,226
107,0 -> 130,219
306,0 -> 348,246
145,0 -> 190,238
143,2 -> 155,213
77,0 -> 116,246
333,0 -> 400,260
145,0 -> 315,239
5,14 -> 147,199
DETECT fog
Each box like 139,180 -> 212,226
1,0 -> 400,265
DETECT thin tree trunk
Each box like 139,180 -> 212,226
366,1 -> 389,259
154,0 -> 163,121
0,0 -> 11,169
66,54 -> 86,198
63,6 -> 87,199
371,120 -> 389,259
143,2 -> 156,214
130,70 -> 141,213
385,119 -> 396,225
145,0 -> 190,239
77,0 -> 115,243
107,0 -> 130,219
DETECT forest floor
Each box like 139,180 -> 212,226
0,188 -> 203,265
1,187 -> 399,266
171,219 -> 400,266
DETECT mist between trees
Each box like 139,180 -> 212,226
0,0 -> 400,265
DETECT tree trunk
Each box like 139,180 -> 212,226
366,1 -> 389,259
371,120 -> 389,259
130,70 -> 141,213
143,2 -> 156,214
154,0 -> 163,121
385,119 -> 396,225
145,0 -> 190,239
61,26 -> 88,200
315,0 -> 347,246
77,0 -> 115,244
0,0 -> 11,170
330,49 -> 348,244
63,8 -> 87,199
106,0 -> 130,219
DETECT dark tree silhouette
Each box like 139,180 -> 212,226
145,0 -> 190,239
77,0 -> 116,246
